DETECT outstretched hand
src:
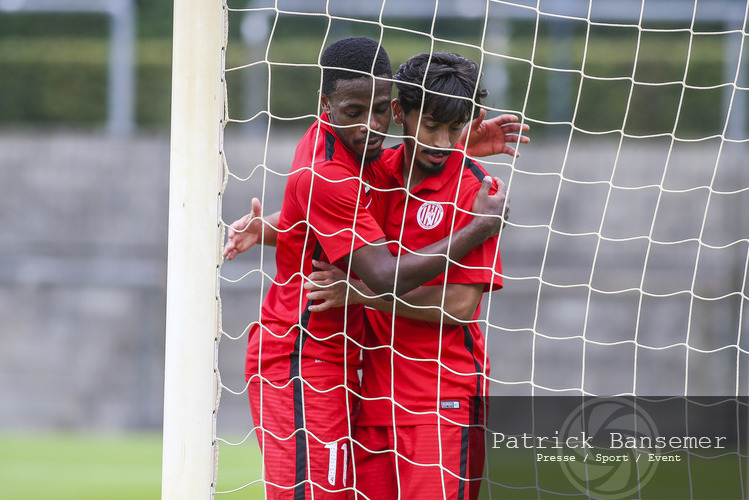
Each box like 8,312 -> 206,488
223,197 -> 262,261
462,109 -> 530,159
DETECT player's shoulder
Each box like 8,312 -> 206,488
295,121 -> 353,169
450,154 -> 499,202
460,154 -> 489,185
292,160 -> 358,190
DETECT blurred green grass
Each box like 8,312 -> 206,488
0,433 -> 163,500
1,433 -> 744,499
0,432 -> 265,500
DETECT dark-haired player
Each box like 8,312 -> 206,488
306,52 -> 512,500
225,37 -> 514,499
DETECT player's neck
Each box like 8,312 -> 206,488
402,161 -> 429,191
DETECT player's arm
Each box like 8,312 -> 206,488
223,198 -> 280,260
461,109 -> 530,158
346,176 -> 505,298
305,260 -> 483,325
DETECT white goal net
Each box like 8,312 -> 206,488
197,0 -> 749,498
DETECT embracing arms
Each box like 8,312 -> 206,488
343,176 -> 504,297
304,260 -> 484,326
223,175 -> 506,298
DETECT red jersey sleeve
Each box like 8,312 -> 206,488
443,179 -> 504,293
293,163 -> 385,264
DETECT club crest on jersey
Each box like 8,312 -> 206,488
416,201 -> 444,230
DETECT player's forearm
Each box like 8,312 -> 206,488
352,283 -> 481,326
388,218 -> 495,296
352,178 -> 503,297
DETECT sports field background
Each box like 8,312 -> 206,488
2,432 -> 743,499
1,1 -> 747,498
0,433 -> 265,499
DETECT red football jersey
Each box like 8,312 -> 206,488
245,115 -> 385,384
358,144 -> 503,427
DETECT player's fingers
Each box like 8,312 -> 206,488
306,292 -> 328,308
311,259 -> 340,272
251,197 -> 262,217
493,176 -> 507,194
466,108 -> 486,134
308,300 -> 334,312
504,146 -> 520,158
500,125 -> 529,137
499,123 -> 530,137
515,133 -> 531,143
309,267 -> 339,279
231,215 -> 251,232
303,279 -> 329,290
478,175 -> 492,196
504,133 -> 531,143
223,238 -> 234,254
495,113 -> 518,125
473,108 -> 487,125
307,291 -> 345,311
492,177 -> 508,204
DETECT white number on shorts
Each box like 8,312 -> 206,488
325,442 -> 349,486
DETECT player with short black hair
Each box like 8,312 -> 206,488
320,36 -> 392,100
394,51 -> 488,125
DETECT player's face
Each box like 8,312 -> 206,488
320,77 -> 392,164
394,99 -> 465,177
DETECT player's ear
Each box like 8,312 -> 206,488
392,98 -> 403,125
320,92 -> 331,115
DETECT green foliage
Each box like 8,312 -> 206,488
0,13 -> 740,136
0,0 -> 174,39
135,0 -> 174,38
0,38 -> 172,128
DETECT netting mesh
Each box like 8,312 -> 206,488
212,1 -> 749,498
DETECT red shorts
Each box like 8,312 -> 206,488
352,424 -> 485,500
249,375 -> 360,499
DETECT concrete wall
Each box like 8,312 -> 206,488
1,130 -> 746,433
0,132 -> 169,430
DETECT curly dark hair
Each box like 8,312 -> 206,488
320,37 -> 393,98
394,52 -> 487,124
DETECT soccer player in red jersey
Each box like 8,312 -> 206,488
223,38 -> 514,499
305,52 -> 515,499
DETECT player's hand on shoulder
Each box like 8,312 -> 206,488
470,176 -> 509,237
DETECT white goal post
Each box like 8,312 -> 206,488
162,0 -> 225,498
